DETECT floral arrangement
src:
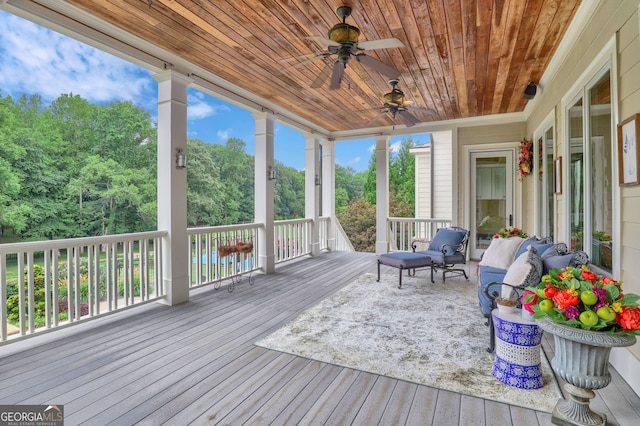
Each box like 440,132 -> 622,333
493,227 -> 529,239
518,138 -> 533,180
524,266 -> 640,334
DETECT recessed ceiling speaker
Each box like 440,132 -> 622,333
523,82 -> 537,100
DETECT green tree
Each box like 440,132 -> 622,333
362,137 -> 416,215
210,138 -> 254,224
337,197 -> 377,252
335,164 -> 364,212
389,138 -> 416,209
274,163 -> 305,219
186,139 -> 224,226
67,156 -> 150,235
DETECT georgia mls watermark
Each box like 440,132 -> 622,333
0,405 -> 63,426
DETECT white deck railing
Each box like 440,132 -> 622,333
274,218 -> 312,263
0,231 -> 166,342
387,218 -> 453,252
0,217 -> 347,342
187,223 -> 261,287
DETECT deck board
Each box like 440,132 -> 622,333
0,251 -> 637,425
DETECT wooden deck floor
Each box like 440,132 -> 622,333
1,251 -> 638,425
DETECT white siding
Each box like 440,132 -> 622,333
411,147 -> 431,218
432,131 -> 453,220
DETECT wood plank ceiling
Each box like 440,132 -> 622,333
66,0 -> 581,134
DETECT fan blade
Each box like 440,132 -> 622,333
365,111 -> 389,127
329,61 -> 344,90
357,38 -> 404,51
356,54 -> 400,78
290,54 -> 331,69
407,105 -> 437,115
398,110 -> 419,127
305,36 -> 340,47
279,52 -> 327,68
311,66 -> 332,89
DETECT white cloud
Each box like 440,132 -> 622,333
217,128 -> 232,141
0,12 -> 155,107
390,141 -> 403,153
187,92 -> 230,120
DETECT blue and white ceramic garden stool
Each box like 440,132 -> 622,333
491,309 -> 544,389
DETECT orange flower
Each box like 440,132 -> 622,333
581,271 -> 598,282
553,290 -> 580,310
601,276 -> 619,285
616,306 -> 640,332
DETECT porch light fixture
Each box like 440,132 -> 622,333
523,82 -> 537,100
175,148 -> 186,170
268,166 -> 276,181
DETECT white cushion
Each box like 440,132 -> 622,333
501,246 -> 543,297
479,237 -> 524,269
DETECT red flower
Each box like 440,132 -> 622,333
616,306 -> 640,332
553,290 -> 579,310
580,271 -> 598,282
544,285 -> 557,298
601,277 -> 619,285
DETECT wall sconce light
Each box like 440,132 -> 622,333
315,174 -> 321,186
175,148 -> 186,170
268,166 -> 276,181
523,82 -> 537,100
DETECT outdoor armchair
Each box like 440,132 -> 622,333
412,227 -> 470,282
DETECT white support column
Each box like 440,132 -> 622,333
375,135 -> 390,254
253,112 -> 276,273
304,133 -> 321,256
322,140 -> 336,251
153,70 -> 191,306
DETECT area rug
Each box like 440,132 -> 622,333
255,273 -> 562,413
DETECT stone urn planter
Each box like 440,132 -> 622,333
537,316 -> 637,426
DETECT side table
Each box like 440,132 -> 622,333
491,308 -> 544,389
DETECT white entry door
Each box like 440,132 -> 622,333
470,150 -> 516,259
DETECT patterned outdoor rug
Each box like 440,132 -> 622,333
255,272 -> 562,413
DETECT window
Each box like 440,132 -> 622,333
540,127 -> 555,240
588,71 -> 612,272
568,98 -> 584,251
565,69 -> 613,272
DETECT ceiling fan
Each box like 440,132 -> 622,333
290,5 -> 404,90
367,79 -> 436,127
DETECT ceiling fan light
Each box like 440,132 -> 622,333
384,89 -> 404,106
328,23 -> 360,44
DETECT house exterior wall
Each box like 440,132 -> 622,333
525,0 -> 640,393
411,130 -> 453,220
411,145 -> 431,218
432,131 -> 453,220
455,122 -> 527,230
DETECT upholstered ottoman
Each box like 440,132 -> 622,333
377,252 -> 433,288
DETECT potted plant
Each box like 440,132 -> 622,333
525,266 -> 640,425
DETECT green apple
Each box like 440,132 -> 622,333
596,306 -> 617,321
580,290 -> 598,306
539,299 -> 554,312
579,311 -> 599,326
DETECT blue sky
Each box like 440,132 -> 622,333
0,10 -> 430,172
